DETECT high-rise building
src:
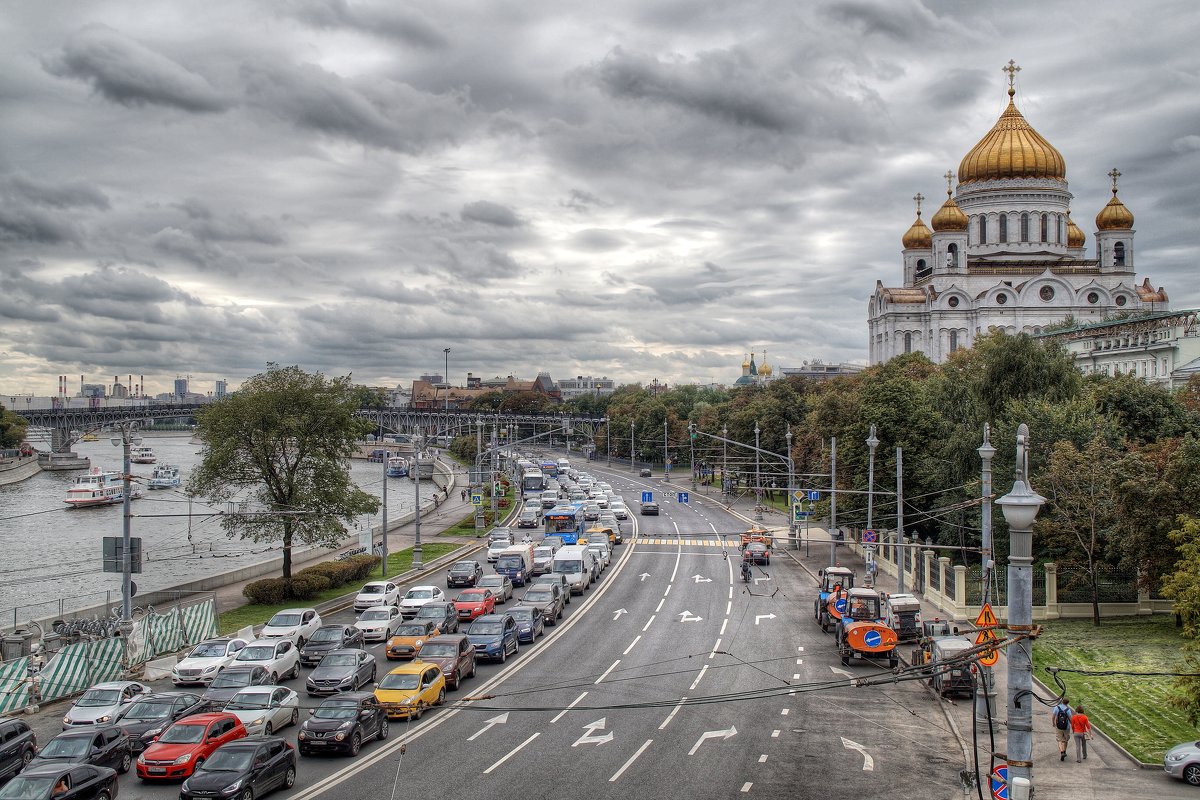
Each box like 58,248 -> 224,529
174,376 -> 190,398
214,380 -> 228,399
557,375 -> 616,399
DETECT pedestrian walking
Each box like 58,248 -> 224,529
1052,698 -> 1074,761
1071,704 -> 1092,762
461,489 -> 466,502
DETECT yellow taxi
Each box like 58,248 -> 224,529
386,619 -> 442,661
374,661 -> 446,720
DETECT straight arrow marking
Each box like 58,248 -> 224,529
639,573 -> 651,581
613,608 -> 627,620
830,665 -> 854,679
467,712 -> 509,741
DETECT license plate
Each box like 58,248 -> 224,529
148,768 -> 166,774
308,740 -> 325,746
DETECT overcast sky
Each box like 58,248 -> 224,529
1,0 -> 1197,396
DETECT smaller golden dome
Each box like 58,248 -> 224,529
931,191 -> 969,232
1066,211 -> 1085,247
759,350 -> 772,376
902,216 -> 932,249
1096,195 -> 1134,231
741,353 -> 750,369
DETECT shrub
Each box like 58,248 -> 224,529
299,561 -> 353,587
341,554 -> 378,581
243,578 -> 289,605
286,574 -> 330,600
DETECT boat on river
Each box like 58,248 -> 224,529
64,468 -> 142,508
386,456 -> 409,478
148,463 -> 182,490
129,445 -> 157,464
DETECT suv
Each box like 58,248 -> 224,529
414,601 -> 458,634
260,608 -> 322,646
530,573 -> 571,604
446,560 -> 484,588
0,717 -> 36,783
298,693 -> 387,756
414,634 -> 477,690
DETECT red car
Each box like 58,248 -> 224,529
135,712 -> 246,780
454,588 -> 496,622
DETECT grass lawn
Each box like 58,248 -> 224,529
217,542 -> 462,635
1032,615 -> 1198,763
441,483 -> 516,536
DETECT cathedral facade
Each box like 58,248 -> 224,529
867,63 -> 1169,365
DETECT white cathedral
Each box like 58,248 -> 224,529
867,62 -> 1170,365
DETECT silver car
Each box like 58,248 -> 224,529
305,649 -> 377,696
224,686 -> 300,736
62,681 -> 153,728
1164,740 -> 1200,785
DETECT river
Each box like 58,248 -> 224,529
0,433 -> 426,622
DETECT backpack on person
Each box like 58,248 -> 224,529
1054,706 -> 1070,730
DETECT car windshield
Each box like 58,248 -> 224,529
553,560 -> 581,574
237,646 -> 273,661
225,692 -> 270,710
199,749 -> 253,772
378,673 -> 420,690
456,592 -> 484,602
524,592 -> 551,602
360,610 -> 391,621
38,736 -> 90,757
0,776 -> 55,798
189,643 -> 227,658
159,723 -> 206,744
469,622 -> 502,635
497,556 -> 522,568
395,625 -> 426,637
534,548 -> 553,558
76,688 -> 122,706
418,644 -> 454,657
267,613 -> 301,627
406,590 -> 432,599
319,654 -> 357,667
415,606 -> 444,619
479,577 -> 502,585
210,671 -> 255,688
309,628 -> 342,643
361,585 -> 385,594
122,700 -> 172,720
450,563 -> 474,573
509,608 -> 535,621
313,702 -> 358,720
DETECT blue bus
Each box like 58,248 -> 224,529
543,502 -> 586,545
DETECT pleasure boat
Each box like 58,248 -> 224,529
148,463 -> 182,489
129,445 -> 156,464
64,468 -> 142,508
386,456 -> 409,478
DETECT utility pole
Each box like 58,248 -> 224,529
976,424 -> 998,727
412,442 -> 423,570
606,418 -> 611,467
896,446 -> 905,594
663,420 -> 669,478
111,421 -> 141,632
690,422 -> 696,491
754,423 -> 762,521
786,424 -> 795,546
380,408 -> 388,577
443,348 -> 450,411
829,436 -> 837,566
722,425 -> 728,497
630,420 -> 635,474
865,426 -> 879,584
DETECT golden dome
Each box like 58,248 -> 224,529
741,353 -> 750,369
759,350 -> 773,376
1066,212 -> 1086,247
1096,170 -> 1134,230
958,85 -> 1065,185
902,215 -> 932,249
931,191 -> 969,232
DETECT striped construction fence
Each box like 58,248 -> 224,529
0,657 -> 31,715
128,598 -> 219,665
37,637 -> 125,705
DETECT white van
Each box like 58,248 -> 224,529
552,546 -> 597,595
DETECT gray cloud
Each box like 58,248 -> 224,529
461,201 -> 523,228
288,0 -> 449,49
3,175 -> 110,210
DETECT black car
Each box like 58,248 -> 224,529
520,585 -> 565,625
28,727 -> 130,775
0,763 -> 117,800
201,666 -> 272,711
115,692 -> 206,752
413,601 -> 458,634
640,501 -> 659,515
180,738 -> 295,800
299,625 -> 364,667
305,649 -> 377,696
742,542 -> 770,565
0,717 -> 36,784
297,693 -> 388,757
446,560 -> 483,588
639,468 -> 652,477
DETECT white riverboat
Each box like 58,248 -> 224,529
385,456 -> 409,478
148,463 -> 182,490
129,445 -> 157,464
63,468 -> 142,508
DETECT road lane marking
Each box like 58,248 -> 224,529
781,708 -> 790,715
726,600 -> 732,615
669,522 -> 682,581
792,674 -> 801,680
796,658 -> 803,664
483,732 -> 540,774
596,659 -> 621,684
741,782 -> 753,792
655,598 -> 664,612
840,736 -> 875,771
642,615 -> 656,631
771,730 -> 780,738
688,725 -> 737,755
550,691 -> 588,724
728,587 -> 733,599
623,635 -> 641,655
709,637 -> 721,659
720,619 -> 728,635
663,585 -> 671,597
758,754 -> 768,763
797,646 -> 804,652
689,664 -> 709,690
609,738 -> 654,782
467,712 -> 509,741
658,696 -> 687,729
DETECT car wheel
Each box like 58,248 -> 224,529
20,749 -> 33,769
264,722 -> 273,736
290,708 -> 299,726
1186,764 -> 1200,787
192,757 -> 205,774
499,647 -> 507,664
297,637 -> 306,648
284,766 -> 296,789
97,792 -> 110,800
436,687 -> 446,706
378,719 -> 389,740
450,673 -> 460,691
349,733 -> 361,756
412,702 -> 423,721
118,752 -> 132,773
557,607 -> 563,620
270,671 -> 278,683
240,788 -> 254,800
469,659 -> 477,678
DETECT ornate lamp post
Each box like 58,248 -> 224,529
865,426 -> 879,584
975,424 -> 998,726
995,424 -> 1045,800
110,422 -> 142,632
443,348 -> 450,411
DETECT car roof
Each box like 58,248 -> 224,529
88,681 -> 144,690
245,639 -> 285,646
472,614 -> 512,623
361,580 -> 390,587
231,685 -> 277,695
424,633 -> 468,644
847,587 -> 880,598
213,736 -> 284,750
52,725 -> 125,739
18,764 -> 99,778
407,585 -> 438,591
196,637 -> 236,645
323,648 -> 365,656
385,661 -> 433,675
220,664 -> 267,673
507,605 -> 538,614
360,605 -> 395,611
268,607 -> 314,615
168,712 -> 237,725
316,692 -> 374,704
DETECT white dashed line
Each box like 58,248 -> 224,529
623,636 -> 642,655
663,585 -> 671,597
719,618 -> 728,635
796,658 -> 803,665
758,755 -> 768,763
484,733 -> 540,774
551,691 -> 589,724
655,599 -> 665,613
771,730 -> 780,738
728,587 -> 733,600
792,673 -> 801,680
643,615 -> 656,631
709,638 -> 721,659
596,659 -> 621,684
659,696 -> 687,730
781,708 -> 790,715
689,664 -> 709,690
797,646 -> 804,652
741,782 -> 753,793
610,738 -> 654,782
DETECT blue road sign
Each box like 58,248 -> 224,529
677,492 -> 689,504
808,490 -> 821,501
990,765 -> 1008,800
641,491 -> 653,504
470,493 -> 483,506
864,630 -> 882,648
834,598 -> 847,613
863,529 -> 878,543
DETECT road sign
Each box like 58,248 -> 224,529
792,507 -> 808,523
677,491 -> 689,504
102,537 -> 143,574
641,491 -> 653,503
808,490 -> 820,501
976,603 -> 998,628
470,493 -> 483,506
990,764 -> 1008,800
862,529 -> 878,543
975,627 -> 1000,667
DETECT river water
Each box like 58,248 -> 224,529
0,433 -> 425,621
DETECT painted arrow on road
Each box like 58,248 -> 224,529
830,665 -> 855,679
753,576 -> 771,584
754,614 -> 777,625
692,574 -> 712,583
678,611 -> 704,622
467,712 -> 509,741
688,725 -> 737,755
638,573 -> 651,581
572,718 -> 614,746
840,736 -> 874,771
613,608 -> 627,620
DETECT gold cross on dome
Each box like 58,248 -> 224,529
1108,167 -> 1122,194
944,170 -> 955,196
913,192 -> 925,215
1003,60 -> 1021,88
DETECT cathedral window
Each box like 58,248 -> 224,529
999,214 -> 1008,243
1115,295 -> 1127,307
996,293 -> 1008,305
947,296 -> 960,308
1087,291 -> 1100,304
1039,285 -> 1055,301
947,243 -> 959,268
904,332 -> 912,353
1041,214 -> 1048,242
949,330 -> 959,352
1058,215 -> 1065,243
1020,213 -> 1030,242
1114,241 -> 1126,266
977,216 -> 987,244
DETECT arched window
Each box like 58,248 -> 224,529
1041,214 -> 1048,242
949,330 -> 959,352
977,216 -> 987,244
947,243 -> 959,268
999,214 -> 1008,243
1114,241 -> 1126,266
1020,213 -> 1030,242
904,332 -> 912,353
1058,215 -> 1065,243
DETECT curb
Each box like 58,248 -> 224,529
1029,673 -> 1161,770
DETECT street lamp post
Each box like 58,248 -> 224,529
605,417 -> 611,467
412,440 -> 423,570
976,424 -> 998,727
786,425 -> 795,546
865,426 -> 879,585
829,436 -> 837,565
754,423 -> 762,521
722,425 -> 728,497
996,424 -> 1044,800
630,420 -> 635,474
896,446 -> 905,594
663,420 -> 669,478
690,422 -> 696,491
379,409 -> 388,577
111,422 -> 142,632
443,348 -> 450,411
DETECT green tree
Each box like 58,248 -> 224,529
1113,435 -> 1200,587
1086,372 -> 1196,444
1159,515 -> 1200,724
0,404 -> 28,449
188,365 -> 380,579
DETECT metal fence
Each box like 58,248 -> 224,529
1056,566 -> 1138,604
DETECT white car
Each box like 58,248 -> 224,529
171,638 -> 249,686
487,539 -> 513,563
610,501 -> 629,520
260,608 -> 322,646
223,686 -> 300,736
233,639 -> 301,683
356,605 -> 403,641
62,681 -> 153,728
398,586 -> 447,618
354,581 -> 400,612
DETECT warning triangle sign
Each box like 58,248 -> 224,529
975,628 -> 999,645
975,603 -> 998,628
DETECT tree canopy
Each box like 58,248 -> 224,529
0,404 -> 28,449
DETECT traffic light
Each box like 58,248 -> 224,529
689,423 -> 697,440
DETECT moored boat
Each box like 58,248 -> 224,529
386,456 -> 409,478
64,467 -> 142,508
129,445 -> 156,464
148,463 -> 182,490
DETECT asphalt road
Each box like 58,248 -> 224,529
20,464 -> 968,800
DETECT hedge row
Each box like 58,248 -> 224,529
242,553 -> 379,604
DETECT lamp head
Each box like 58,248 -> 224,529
110,437 -> 121,447
866,433 -> 880,450
997,479 -> 1045,531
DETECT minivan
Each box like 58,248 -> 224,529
551,546 -> 597,595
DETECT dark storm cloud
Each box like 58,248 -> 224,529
3,175 -> 110,211
175,199 -> 286,245
823,0 -> 950,41
43,24 -> 230,113
288,0 -> 449,49
0,208 -> 82,245
461,201 -> 523,228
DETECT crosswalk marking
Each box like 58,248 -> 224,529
637,537 -> 727,546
